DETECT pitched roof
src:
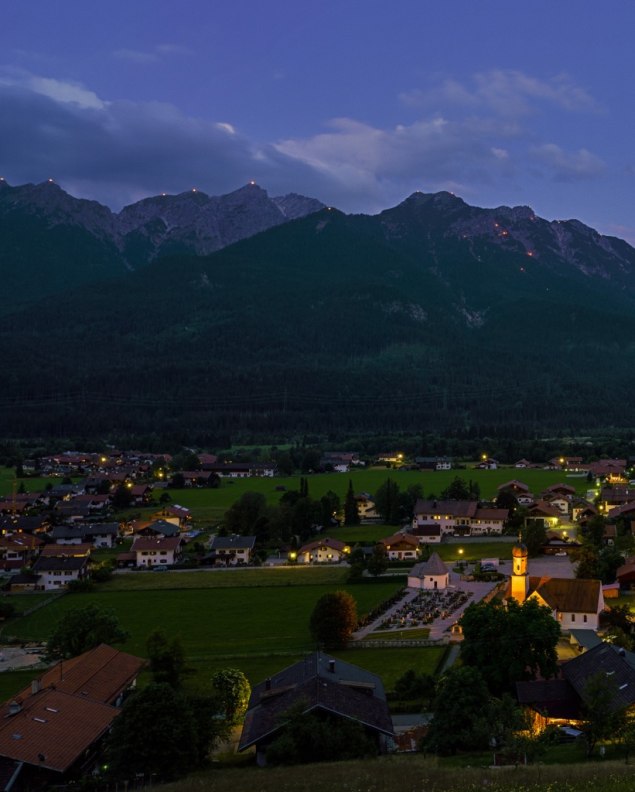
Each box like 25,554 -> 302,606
0,645 -> 144,774
298,537 -> 347,553
530,577 -> 602,614
30,644 -> 145,704
239,652 -> 393,751
131,536 -> 182,552
31,556 -> 88,573
562,642 -> 635,711
40,544 -> 92,558
515,678 -> 581,719
210,535 -> 256,551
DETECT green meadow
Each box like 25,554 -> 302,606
0,569 -> 419,694
157,466 -> 589,527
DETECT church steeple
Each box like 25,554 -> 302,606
511,532 -> 529,603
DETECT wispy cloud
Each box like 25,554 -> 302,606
400,69 -> 600,116
530,143 -> 606,181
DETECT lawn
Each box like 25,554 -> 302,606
2,577 -> 405,683
162,467 -> 589,527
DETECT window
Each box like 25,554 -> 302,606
571,614 -> 576,622
583,614 -> 587,623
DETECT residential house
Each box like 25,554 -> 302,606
30,556 -> 90,590
297,537 -> 350,564
517,642 -> 635,732
238,652 -> 393,765
209,535 -> 256,565
131,536 -> 182,567
0,644 -> 143,788
470,508 -> 508,535
355,493 -> 380,522
411,499 -> 506,537
0,534 -> 43,571
415,456 -> 452,471
49,523 -> 118,548
524,501 -> 562,530
379,533 -> 420,561
409,524 -> 442,544
407,552 -> 449,590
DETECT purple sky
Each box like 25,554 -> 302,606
3,1 -> 635,241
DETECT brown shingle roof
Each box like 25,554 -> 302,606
531,577 -> 602,614
0,645 -> 144,774
0,689 -> 116,773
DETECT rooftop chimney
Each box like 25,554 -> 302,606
31,680 -> 40,695
265,677 -> 271,690
328,659 -> 335,673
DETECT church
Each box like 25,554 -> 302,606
506,538 -> 604,631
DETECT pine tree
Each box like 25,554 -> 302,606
344,479 -> 360,526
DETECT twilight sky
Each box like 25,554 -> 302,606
2,1 -> 634,241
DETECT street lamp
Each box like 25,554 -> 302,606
458,547 -> 464,572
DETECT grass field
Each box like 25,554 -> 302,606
156,755 -> 635,792
154,467 -> 590,527
0,571 -> 409,689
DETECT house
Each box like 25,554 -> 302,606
517,643 -> 635,732
30,555 -> 90,590
131,536 -> 182,567
209,535 -> 256,565
238,652 -> 394,765
470,508 -> 508,535
49,523 -> 118,548
297,537 -> 350,564
407,552 -> 449,590
507,539 -> 604,630
0,534 -> 43,571
415,456 -> 452,471
0,644 -> 144,788
524,501 -> 562,530
411,499 -> 506,537
412,499 -> 478,535
379,533 -> 420,561
355,493 -> 380,522
409,524 -> 442,544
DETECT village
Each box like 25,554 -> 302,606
0,448 -> 634,786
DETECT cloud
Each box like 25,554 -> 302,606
0,67 -> 609,215
0,69 -> 336,210
400,69 -> 599,116
530,143 -> 606,181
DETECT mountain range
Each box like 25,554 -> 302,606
1,181 -> 635,441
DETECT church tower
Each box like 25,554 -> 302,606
511,534 -> 529,604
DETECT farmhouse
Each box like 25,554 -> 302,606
239,652 -> 394,765
209,535 -> 256,565
297,537 -> 350,564
131,536 -> 182,567
379,533 -> 420,561
30,556 -> 90,590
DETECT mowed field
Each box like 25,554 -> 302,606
135,467 -> 588,527
0,568 -> 447,697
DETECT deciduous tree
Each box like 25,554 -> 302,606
46,604 -> 129,660
309,591 -> 358,649
211,667 -> 251,725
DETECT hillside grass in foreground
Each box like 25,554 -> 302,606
156,756 -> 635,792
